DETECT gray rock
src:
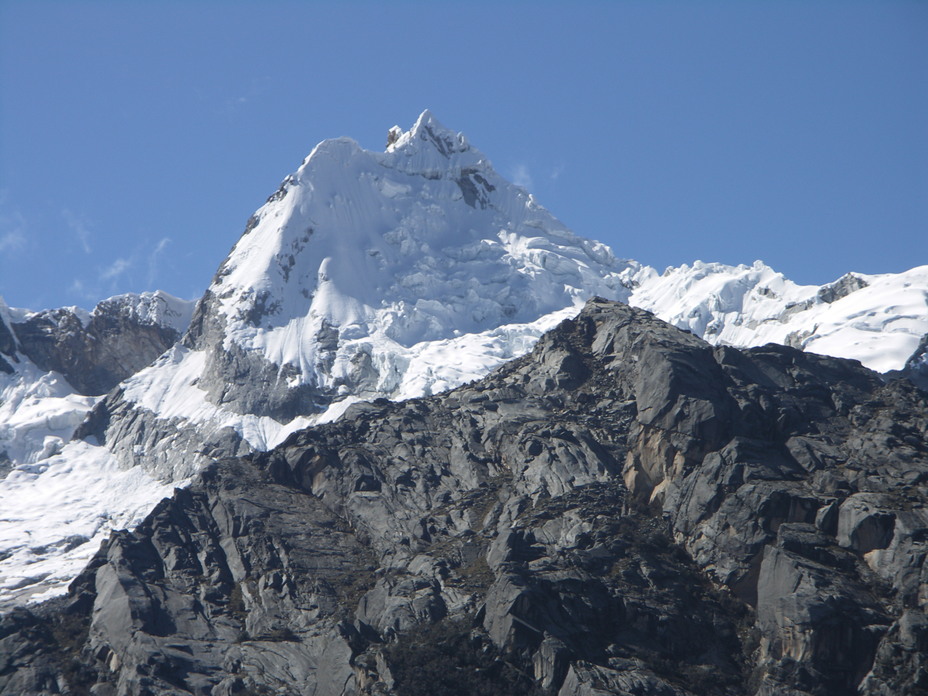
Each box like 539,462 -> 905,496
2,299 -> 926,695
11,292 -> 192,395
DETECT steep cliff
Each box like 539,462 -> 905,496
10,291 -> 193,397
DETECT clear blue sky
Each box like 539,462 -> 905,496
1,1 -> 925,311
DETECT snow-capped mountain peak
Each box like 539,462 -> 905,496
189,111 -> 639,422
384,108 -> 475,165
2,111 -> 927,612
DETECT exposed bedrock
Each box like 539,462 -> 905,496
184,290 -> 343,423
3,299 -> 926,695
74,386 -> 252,482
11,293 -> 191,396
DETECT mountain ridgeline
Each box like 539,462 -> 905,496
1,112 -> 927,695
2,300 -> 927,695
0,292 -> 191,396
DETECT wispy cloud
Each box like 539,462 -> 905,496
0,230 -> 25,255
512,164 -> 534,190
549,164 -> 564,182
220,76 -> 274,116
70,235 -> 171,305
62,209 -> 92,254
101,257 -> 132,281
68,278 -> 91,300
222,96 -> 249,113
147,237 -> 171,286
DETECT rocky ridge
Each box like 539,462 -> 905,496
66,114 -> 928,485
0,291 -> 193,469
6,291 -> 193,397
2,299 -> 925,695
2,111 -> 928,618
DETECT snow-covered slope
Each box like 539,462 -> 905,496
2,296 -> 91,470
0,292 -> 193,607
630,261 -> 928,374
1,110 -> 926,610
179,109 -> 643,422
74,112 -> 928,456
79,111 -> 648,486
0,291 -> 194,467
0,113 -> 649,607
0,441 -> 179,607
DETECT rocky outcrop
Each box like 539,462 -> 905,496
0,333 -> 16,377
0,300 -> 21,376
2,299 -> 926,695
74,385 -> 252,482
10,291 -> 193,396
896,332 -> 928,393
816,272 -> 869,304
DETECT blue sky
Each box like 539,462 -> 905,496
1,1 -> 925,311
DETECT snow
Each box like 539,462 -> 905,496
119,306 -> 579,449
0,290 -> 197,468
630,262 -> 928,373
0,440 -> 182,607
108,289 -> 195,334
121,345 -> 315,452
212,110 -> 638,382
0,291 -> 197,608
1,110 -> 926,610
0,358 -> 98,466
10,290 -> 193,331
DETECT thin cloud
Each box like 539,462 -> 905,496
70,235 -> 168,306
147,237 -> 172,286
100,257 -> 132,281
0,230 -> 25,255
222,96 -> 249,114
68,278 -> 91,300
549,164 -> 564,181
221,76 -> 273,116
512,164 -> 534,190
62,209 -> 92,254
0,192 -> 27,256
69,255 -> 133,306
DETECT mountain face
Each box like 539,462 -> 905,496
7,291 -> 192,397
0,292 -> 193,470
61,113 -> 928,481
0,293 -> 194,608
630,261 -> 928,376
181,109 -> 639,420
0,109 -> 927,648
2,300 -> 926,696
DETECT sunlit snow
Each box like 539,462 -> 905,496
1,111 -> 926,610
0,440 -> 182,605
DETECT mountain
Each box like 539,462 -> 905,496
631,260 -> 928,375
0,292 -> 194,607
55,112 -> 928,484
181,109 -> 639,420
0,110 -> 926,624
2,299 -> 926,695
0,291 -> 193,470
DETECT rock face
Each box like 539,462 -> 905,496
0,290 -> 194,476
9,291 -> 193,396
898,333 -> 928,393
0,308 -> 17,375
2,299 -> 926,696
